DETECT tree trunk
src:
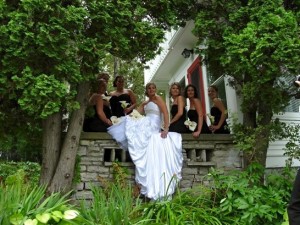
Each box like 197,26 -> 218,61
242,97 -> 273,169
114,57 -> 119,78
40,112 -> 62,185
48,81 -> 90,193
254,97 -> 273,168
242,107 -> 257,168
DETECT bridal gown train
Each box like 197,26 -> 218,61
108,101 -> 183,200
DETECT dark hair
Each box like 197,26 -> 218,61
91,79 -> 106,93
169,82 -> 182,96
209,85 -> 218,92
113,75 -> 124,87
145,82 -> 156,96
184,84 -> 198,98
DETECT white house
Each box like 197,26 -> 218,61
144,20 -> 300,168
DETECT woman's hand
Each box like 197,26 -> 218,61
192,130 -> 200,138
124,107 -> 131,115
209,125 -> 219,133
106,119 -> 113,126
161,129 -> 168,138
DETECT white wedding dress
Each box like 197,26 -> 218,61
108,101 -> 183,200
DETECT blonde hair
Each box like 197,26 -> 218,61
169,82 -> 182,96
145,82 -> 156,96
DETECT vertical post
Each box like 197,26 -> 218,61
121,150 -> 126,162
110,149 -> 115,162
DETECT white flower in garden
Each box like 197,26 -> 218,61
119,101 -> 129,109
111,116 -> 121,125
184,119 -> 197,131
130,109 -> 144,120
63,210 -> 79,220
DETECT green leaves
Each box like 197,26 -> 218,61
209,163 -> 292,224
194,0 -> 300,111
0,0 -> 196,121
12,67 -> 68,118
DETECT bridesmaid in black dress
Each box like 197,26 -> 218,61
207,85 -> 230,134
184,84 -> 210,137
83,79 -> 112,132
109,75 -> 137,117
169,82 -> 189,133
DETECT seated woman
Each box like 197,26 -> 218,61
184,84 -> 210,138
109,75 -> 136,117
169,82 -> 189,133
108,82 -> 183,201
83,79 -> 112,132
207,85 -> 230,134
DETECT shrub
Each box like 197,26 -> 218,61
0,161 -> 40,185
208,163 -> 294,225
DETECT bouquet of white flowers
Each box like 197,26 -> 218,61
184,119 -> 197,131
119,101 -> 129,109
102,94 -> 111,101
110,116 -> 122,125
129,109 -> 144,120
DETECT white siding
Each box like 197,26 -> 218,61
267,113 -> 300,168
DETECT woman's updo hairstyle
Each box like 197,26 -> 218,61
169,82 -> 182,96
91,78 -> 106,93
184,84 -> 198,98
113,75 -> 124,87
209,85 -> 219,93
145,82 -> 156,97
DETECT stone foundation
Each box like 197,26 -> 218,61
75,132 -> 242,200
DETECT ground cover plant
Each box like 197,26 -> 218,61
0,161 -> 294,224
208,163 -> 294,225
0,170 -> 85,225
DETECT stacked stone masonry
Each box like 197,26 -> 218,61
75,132 -> 243,200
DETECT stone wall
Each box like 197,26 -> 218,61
75,132 -> 242,200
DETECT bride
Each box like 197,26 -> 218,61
108,82 -> 183,200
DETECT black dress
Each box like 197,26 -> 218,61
169,105 -> 189,133
83,105 -> 112,132
210,106 -> 230,134
109,94 -> 132,117
187,109 -> 210,134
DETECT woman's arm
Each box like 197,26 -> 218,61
193,98 -> 204,138
211,98 -> 227,131
170,96 -> 185,124
137,100 -> 147,115
96,97 -> 112,126
156,96 -> 169,138
124,89 -> 137,114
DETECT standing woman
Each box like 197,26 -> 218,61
169,82 -> 189,133
184,84 -> 210,138
83,79 -> 112,132
208,85 -> 230,134
109,75 -> 137,117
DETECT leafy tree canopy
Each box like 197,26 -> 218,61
193,0 -> 300,166
194,0 -> 300,115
